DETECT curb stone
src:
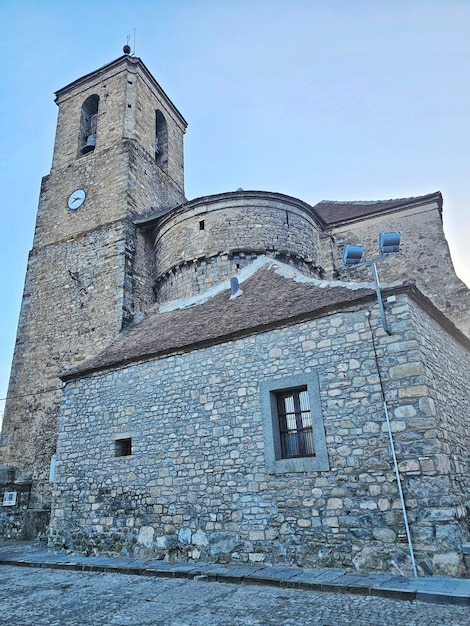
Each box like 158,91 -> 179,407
0,543 -> 468,606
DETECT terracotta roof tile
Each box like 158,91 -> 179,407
312,191 -> 442,226
64,267 -> 375,378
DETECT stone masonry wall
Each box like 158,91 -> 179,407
366,296 -> 470,575
1,223 -> 128,487
51,63 -> 128,169
49,293 -> 469,576
154,250 -> 319,305
51,56 -> 186,192
1,55 -> 187,536
34,148 -> 129,249
408,298 -> 470,572
329,203 -> 470,338
126,140 -> 186,218
154,195 -> 323,302
134,68 -> 186,191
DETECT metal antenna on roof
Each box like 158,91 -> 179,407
123,32 -> 136,56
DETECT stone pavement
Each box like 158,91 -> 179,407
1,563 -> 468,626
0,541 -> 468,607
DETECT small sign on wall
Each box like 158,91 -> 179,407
2,492 -> 17,506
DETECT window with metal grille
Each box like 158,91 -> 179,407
260,373 -> 329,473
276,387 -> 315,459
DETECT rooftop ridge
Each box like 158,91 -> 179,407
157,255 -> 378,314
313,191 -> 443,226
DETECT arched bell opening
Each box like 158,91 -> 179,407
79,94 -> 99,156
155,109 -> 168,172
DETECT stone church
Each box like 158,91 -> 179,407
1,52 -> 469,576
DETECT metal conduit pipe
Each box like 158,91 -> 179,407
366,310 -> 418,578
383,399 -> 418,577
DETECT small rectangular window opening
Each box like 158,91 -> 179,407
2,492 -> 17,507
199,220 -> 205,231
115,438 -> 132,457
276,387 -> 314,459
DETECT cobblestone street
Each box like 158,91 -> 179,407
0,565 -> 467,626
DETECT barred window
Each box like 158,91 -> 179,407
276,388 -> 314,459
260,373 -> 329,473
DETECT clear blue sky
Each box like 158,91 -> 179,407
1,0 -> 469,408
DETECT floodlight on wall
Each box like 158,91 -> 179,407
342,245 -> 364,265
343,231 -> 418,577
342,232 -> 401,335
379,231 -> 401,254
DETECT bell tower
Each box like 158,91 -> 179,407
0,52 -> 187,536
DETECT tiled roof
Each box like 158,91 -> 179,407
63,263 -> 376,379
312,191 -> 442,226
134,190 -> 443,232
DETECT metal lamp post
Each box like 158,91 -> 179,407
342,232 -> 401,335
343,232 -> 418,577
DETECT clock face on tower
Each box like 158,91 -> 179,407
67,189 -> 86,210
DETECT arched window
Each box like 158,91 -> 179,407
79,95 -> 99,155
155,109 -> 168,171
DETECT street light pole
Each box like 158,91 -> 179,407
344,232 -> 418,576
370,260 -> 391,335
342,232 -> 400,335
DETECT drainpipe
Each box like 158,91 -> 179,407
382,399 -> 418,577
366,311 -> 418,578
